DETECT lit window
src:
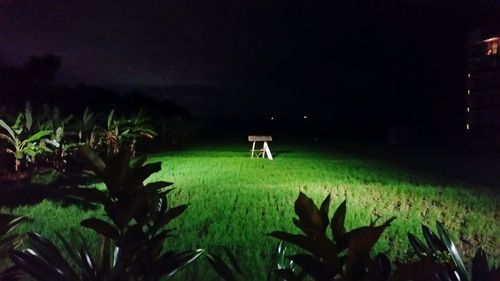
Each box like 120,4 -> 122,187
467,73 -> 471,78
467,107 -> 470,112
466,124 -> 470,130
467,90 -> 470,95
484,37 -> 499,56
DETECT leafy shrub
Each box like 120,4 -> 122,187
0,118 -> 52,172
98,109 -> 157,156
392,222 -> 500,281
9,145 -> 202,280
268,192 -> 395,281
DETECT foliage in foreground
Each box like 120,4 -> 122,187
3,144 -> 498,280
397,222 -> 500,281
0,213 -> 25,280
9,146 -> 202,280
210,193 -> 499,281
268,193 -> 395,281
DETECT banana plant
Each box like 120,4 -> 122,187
268,192 -> 395,281
36,105 -> 75,164
0,213 -> 25,281
75,107 -> 97,147
0,118 -> 52,172
98,110 -> 129,155
43,126 -> 78,171
99,109 -> 157,156
36,104 -> 73,133
122,110 -> 157,155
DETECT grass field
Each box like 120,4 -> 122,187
9,139 -> 500,280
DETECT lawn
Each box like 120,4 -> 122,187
9,139 -> 500,280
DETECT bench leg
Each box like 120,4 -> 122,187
251,141 -> 256,158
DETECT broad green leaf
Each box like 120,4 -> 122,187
81,218 -> 119,240
12,114 -> 23,133
23,130 -> 52,144
37,146 -> 52,153
55,127 -> 64,141
268,231 -> 338,264
79,145 -> 106,176
130,155 -> 147,168
471,248 -> 489,281
294,192 -> 324,236
0,133 -> 14,144
0,119 -> 15,140
422,225 -> 447,253
155,205 -> 188,229
128,162 -> 162,188
62,188 -> 110,205
107,110 -> 115,129
144,181 -> 174,194
24,148 -> 37,157
319,194 -> 331,232
345,217 -> 395,255
25,102 -> 32,131
331,200 -> 347,243
83,107 -> 93,125
408,233 -> 430,257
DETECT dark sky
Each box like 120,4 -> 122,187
1,0 -> 499,120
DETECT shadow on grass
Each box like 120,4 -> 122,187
0,173 -> 99,210
321,141 -> 500,192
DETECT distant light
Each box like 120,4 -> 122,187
466,124 -> 470,130
467,90 -> 471,95
467,73 -> 471,78
466,107 -> 470,112
303,115 -> 307,119
270,116 -> 274,120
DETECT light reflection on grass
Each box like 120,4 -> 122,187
11,142 -> 500,280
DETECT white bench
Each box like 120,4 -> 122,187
248,135 -> 273,160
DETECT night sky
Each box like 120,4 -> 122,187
1,0 -> 500,121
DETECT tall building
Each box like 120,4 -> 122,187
467,27 -> 500,140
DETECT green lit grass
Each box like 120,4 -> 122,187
10,141 -> 500,280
